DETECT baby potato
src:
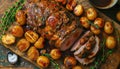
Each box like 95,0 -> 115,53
16,10 -> 26,25
106,36 -> 116,49
11,25 -> 24,37
64,56 -> 77,68
116,11 -> 120,22
80,17 -> 90,29
2,34 -> 15,45
17,38 -> 30,52
90,25 -> 101,35
37,56 -> 50,68
34,37 -> 44,49
86,8 -> 97,20
94,18 -> 104,28
104,21 -> 114,34
27,46 -> 39,61
50,49 -> 61,60
74,4 -> 84,16
72,66 -> 82,69
25,31 -> 39,43
66,0 -> 77,11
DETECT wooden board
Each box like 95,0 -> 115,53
0,0 -> 120,69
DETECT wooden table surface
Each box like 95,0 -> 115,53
0,0 -> 120,69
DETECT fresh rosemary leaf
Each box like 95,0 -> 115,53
87,20 -> 99,29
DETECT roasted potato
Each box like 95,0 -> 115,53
66,0 -> 77,11
16,10 -> 26,25
116,11 -> 120,22
86,8 -> 97,20
50,49 -> 61,60
104,21 -> 114,34
17,38 -> 30,52
2,34 -> 15,45
90,25 -> 100,35
10,25 -> 24,37
27,46 -> 39,61
64,56 -> 77,68
80,17 -> 90,29
34,37 -> 45,49
74,5 -> 84,16
94,18 -> 104,28
106,36 -> 116,49
25,31 -> 39,43
72,66 -> 82,69
37,56 -> 50,68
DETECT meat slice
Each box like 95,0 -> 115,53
71,31 -> 93,51
75,55 -> 95,65
49,21 -> 77,45
88,36 -> 100,58
74,36 -> 100,65
55,28 -> 83,51
74,36 -> 95,55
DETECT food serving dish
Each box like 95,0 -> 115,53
0,0 -> 120,69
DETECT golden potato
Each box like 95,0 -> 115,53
17,38 -> 30,52
25,31 -> 39,43
72,66 -> 82,69
90,25 -> 101,35
66,0 -> 77,11
10,25 -> 24,37
86,8 -> 97,20
27,46 -> 39,61
50,49 -> 61,60
34,37 -> 45,49
2,34 -> 15,45
74,5 -> 84,16
106,36 -> 116,49
116,11 -> 120,22
80,17 -> 90,29
104,22 -> 114,34
94,18 -> 104,28
16,10 -> 26,25
37,56 -> 50,68
64,56 -> 77,68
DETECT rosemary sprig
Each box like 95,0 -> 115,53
42,53 -> 60,69
87,20 -> 99,29
0,0 -> 25,39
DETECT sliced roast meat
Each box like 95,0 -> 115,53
88,36 -> 100,58
71,31 -> 93,51
49,21 -> 77,45
74,36 -> 95,55
75,55 -> 95,65
55,28 -> 83,51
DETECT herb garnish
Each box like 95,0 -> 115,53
42,53 -> 60,69
87,20 -> 99,29
0,0 -> 25,39
90,21 -> 120,69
